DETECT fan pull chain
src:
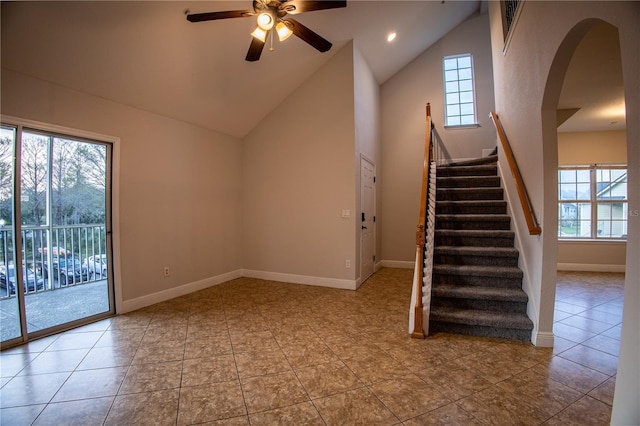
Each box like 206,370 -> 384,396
269,28 -> 275,52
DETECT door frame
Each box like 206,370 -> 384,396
0,115 -> 121,347
359,154 -> 376,283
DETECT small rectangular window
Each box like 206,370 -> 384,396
443,54 -> 477,127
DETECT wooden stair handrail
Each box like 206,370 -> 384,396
489,112 -> 542,235
411,103 -> 434,339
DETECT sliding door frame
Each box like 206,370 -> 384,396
0,115 -> 121,348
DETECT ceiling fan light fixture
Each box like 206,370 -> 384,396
276,21 -> 293,41
251,26 -> 268,42
257,12 -> 274,30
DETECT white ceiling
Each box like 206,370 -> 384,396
1,1 -> 481,138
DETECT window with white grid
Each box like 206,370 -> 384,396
443,54 -> 477,127
558,165 -> 628,239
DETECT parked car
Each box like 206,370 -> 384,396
0,264 -> 45,295
83,254 -> 107,277
37,254 -> 89,285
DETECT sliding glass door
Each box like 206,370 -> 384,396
0,123 -> 114,347
0,126 -> 22,342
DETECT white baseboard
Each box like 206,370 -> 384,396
532,331 -> 555,348
355,277 -> 363,290
557,263 -> 626,273
118,263 -> 411,314
242,269 -> 357,290
381,260 -> 415,269
118,269 -> 243,314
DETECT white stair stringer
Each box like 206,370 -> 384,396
408,162 -> 437,336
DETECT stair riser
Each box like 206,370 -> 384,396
431,298 -> 528,314
436,205 -> 507,215
437,167 -> 497,177
437,177 -> 501,188
437,189 -> 504,201
436,220 -> 511,231
435,235 -> 515,248
429,322 -> 532,340
432,274 -> 523,289
434,254 -> 519,267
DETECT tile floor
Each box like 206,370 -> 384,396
0,268 -> 624,425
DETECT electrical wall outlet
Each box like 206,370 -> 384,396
163,266 -> 170,277
345,259 -> 351,269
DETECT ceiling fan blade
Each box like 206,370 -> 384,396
285,18 -> 332,52
187,10 -> 255,22
280,1 -> 346,15
246,36 -> 266,62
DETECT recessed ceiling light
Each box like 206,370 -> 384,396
387,32 -> 396,42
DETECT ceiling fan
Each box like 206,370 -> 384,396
186,0 -> 347,61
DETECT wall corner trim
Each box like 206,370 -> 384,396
118,269 -> 243,314
242,269 -> 357,290
533,331 -> 555,348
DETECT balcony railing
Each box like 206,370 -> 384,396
0,224 -> 108,299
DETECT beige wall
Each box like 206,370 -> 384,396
558,130 -> 627,165
1,69 -> 244,304
488,1 -> 639,422
353,43 -> 382,282
557,242 -> 625,271
557,130 -> 627,269
381,12 -> 496,264
242,42 -> 357,284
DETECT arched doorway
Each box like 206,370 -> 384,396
555,21 -> 627,263
541,17 -> 627,335
541,16 -> 628,417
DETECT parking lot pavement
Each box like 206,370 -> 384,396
0,280 -> 110,342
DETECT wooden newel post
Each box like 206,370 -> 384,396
411,223 -> 426,339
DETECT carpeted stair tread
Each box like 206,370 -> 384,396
436,214 -> 511,231
437,176 -> 501,188
434,230 -> 516,248
437,187 -> 504,201
430,307 -> 533,330
438,200 -> 507,207
437,200 -> 507,210
431,285 -> 528,302
435,229 -> 515,238
433,264 -> 523,279
435,229 -> 515,247
441,155 -> 498,167
437,165 -> 498,177
437,203 -> 506,215
434,246 -> 519,258
436,214 -> 511,222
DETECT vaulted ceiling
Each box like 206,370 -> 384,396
1,1 -> 481,138
2,2 -> 625,138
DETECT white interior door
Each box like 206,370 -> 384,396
360,156 -> 375,282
